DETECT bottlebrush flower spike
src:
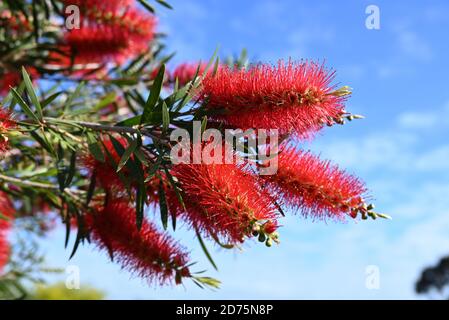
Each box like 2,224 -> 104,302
63,7 -> 156,64
0,71 -> 20,96
88,200 -> 191,285
0,191 -> 14,273
171,62 -> 208,86
170,162 -> 280,245
200,60 -> 348,137
0,107 -> 16,153
262,147 -> 370,220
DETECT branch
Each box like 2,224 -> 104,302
0,173 -> 57,190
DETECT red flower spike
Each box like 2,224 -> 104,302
63,8 -> 156,64
0,191 -> 15,273
0,71 -> 21,96
262,147 -> 368,220
170,162 -> 279,244
88,200 -> 191,285
200,60 -> 347,137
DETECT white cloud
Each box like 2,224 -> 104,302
398,101 -> 449,130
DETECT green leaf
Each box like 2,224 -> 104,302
193,276 -> 221,289
163,167 -> 185,213
201,116 -> 208,134
22,67 -> 43,120
158,179 -> 168,230
64,81 -> 85,114
116,139 -> 138,173
162,101 -> 170,132
65,151 -> 77,187
156,0 -> 173,9
140,64 -> 165,125
10,88 -> 40,122
135,183 -> 146,230
116,115 -> 142,127
85,171 -> 96,207
92,92 -> 117,111
41,91 -> 63,108
138,0 -> 155,13
64,214 -> 71,249
133,147 -> 149,166
69,212 -> 85,260
29,129 -> 56,156
213,56 -> 220,76
87,134 -> 105,162
195,227 -> 218,271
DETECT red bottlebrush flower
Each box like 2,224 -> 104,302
0,191 -> 14,273
171,62 -> 207,86
88,200 -> 191,285
1,68 -> 39,96
0,107 -> 16,153
170,162 -> 279,244
262,147 -> 368,220
200,60 -> 346,137
64,8 -> 156,64
0,71 -> 20,96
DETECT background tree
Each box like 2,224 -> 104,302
416,256 -> 449,300
29,282 -> 104,300
0,0 -> 388,298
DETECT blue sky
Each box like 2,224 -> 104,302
40,0 -> 449,299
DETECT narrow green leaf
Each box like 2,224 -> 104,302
213,56 -> 220,76
116,115 -> 142,127
10,88 -> 39,122
85,171 -> 96,206
41,91 -> 63,108
162,101 -> 170,132
156,0 -> 173,9
195,227 -> 218,271
193,276 -> 221,289
201,116 -> 208,134
65,151 -> 77,187
69,214 -> 85,260
140,64 -> 165,125
135,183 -> 146,230
158,179 -> 168,230
64,215 -> 71,249
87,134 -> 105,162
22,67 -> 43,120
138,0 -> 155,13
117,139 -> 138,173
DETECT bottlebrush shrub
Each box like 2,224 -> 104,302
0,0 -> 388,295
